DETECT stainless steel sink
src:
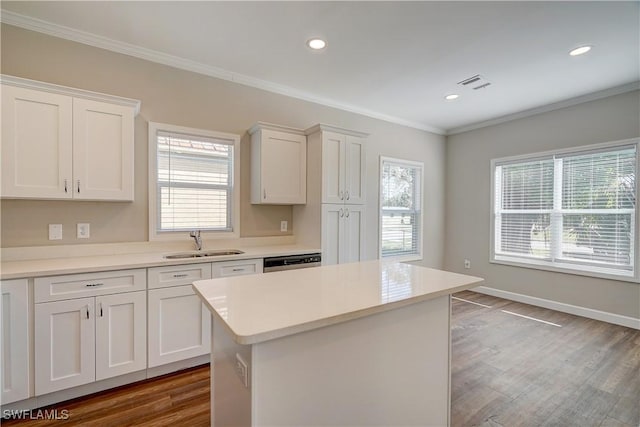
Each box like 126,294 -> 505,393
164,250 -> 244,259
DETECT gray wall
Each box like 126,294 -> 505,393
0,24 -> 446,268
444,90 -> 640,318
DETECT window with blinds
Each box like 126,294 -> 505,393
492,142 -> 637,279
380,157 -> 424,260
149,123 -> 239,237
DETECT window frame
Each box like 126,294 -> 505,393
148,122 -> 240,241
379,156 -> 424,262
490,138 -> 639,283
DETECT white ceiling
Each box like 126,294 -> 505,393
2,1 -> 639,134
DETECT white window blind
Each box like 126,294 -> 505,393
156,130 -> 235,232
380,157 -> 423,260
493,143 -> 637,278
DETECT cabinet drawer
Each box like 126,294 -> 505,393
148,263 -> 212,289
212,259 -> 263,277
34,269 -> 146,303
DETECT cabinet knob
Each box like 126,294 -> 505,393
64,179 -> 68,193
86,305 -> 90,319
77,180 -> 81,194
339,208 -> 344,218
263,189 -> 267,199
345,208 -> 350,218
339,190 -> 344,200
345,191 -> 350,200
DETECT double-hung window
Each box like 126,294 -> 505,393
148,122 -> 240,239
491,140 -> 638,280
379,157 -> 424,261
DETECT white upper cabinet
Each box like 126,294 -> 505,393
250,122 -> 307,204
1,75 -> 139,201
1,85 -> 73,199
73,98 -> 135,200
306,125 -> 367,205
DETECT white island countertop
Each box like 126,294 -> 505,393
193,260 -> 483,345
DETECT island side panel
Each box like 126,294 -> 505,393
212,317 -> 252,427
251,295 -> 451,426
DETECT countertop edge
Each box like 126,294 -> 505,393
194,276 -> 484,346
0,245 -> 321,280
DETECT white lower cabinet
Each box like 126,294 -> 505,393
322,204 -> 365,265
148,285 -> 211,367
147,259 -> 263,368
34,269 -> 147,395
1,279 -> 31,404
147,263 -> 212,368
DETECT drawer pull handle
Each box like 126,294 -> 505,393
85,283 -> 104,287
173,274 -> 188,278
232,268 -> 245,272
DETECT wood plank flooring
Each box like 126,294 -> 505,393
3,290 -> 638,426
451,290 -> 640,427
1,365 -> 210,426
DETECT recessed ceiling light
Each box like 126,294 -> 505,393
445,94 -> 459,101
569,45 -> 592,56
307,38 -> 327,50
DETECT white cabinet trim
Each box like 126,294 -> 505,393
1,279 -> 31,404
0,74 -> 140,114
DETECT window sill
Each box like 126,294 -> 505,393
491,256 -> 638,283
381,254 -> 423,263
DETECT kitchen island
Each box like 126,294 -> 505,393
193,260 -> 483,426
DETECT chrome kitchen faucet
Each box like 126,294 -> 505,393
190,230 -> 202,251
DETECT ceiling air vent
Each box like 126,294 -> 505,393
457,74 -> 492,90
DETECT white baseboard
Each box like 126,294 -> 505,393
474,286 -> 640,330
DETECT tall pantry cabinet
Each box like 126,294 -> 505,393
294,125 -> 368,265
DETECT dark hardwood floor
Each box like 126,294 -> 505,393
3,291 -> 638,426
451,290 -> 639,427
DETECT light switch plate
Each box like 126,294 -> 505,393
77,223 -> 90,239
280,220 -> 288,232
48,224 -> 62,240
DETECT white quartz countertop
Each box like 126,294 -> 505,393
0,244 -> 320,279
193,260 -> 484,345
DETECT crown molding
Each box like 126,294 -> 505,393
304,123 -> 369,138
447,81 -> 640,136
0,10 -> 446,136
248,122 -> 306,136
0,74 -> 141,114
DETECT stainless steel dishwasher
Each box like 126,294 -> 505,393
263,253 -> 322,272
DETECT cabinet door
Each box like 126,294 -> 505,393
254,129 -> 306,204
95,291 -> 146,381
342,205 -> 365,264
148,286 -> 211,368
322,132 -> 347,204
321,204 -> 345,266
344,136 -> 366,205
72,98 -> 135,201
1,85 -> 73,199
35,298 -> 95,395
1,279 -> 30,404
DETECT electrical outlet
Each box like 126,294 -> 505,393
464,259 -> 471,269
235,353 -> 248,387
77,223 -> 90,239
48,224 -> 63,240
280,220 -> 288,232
